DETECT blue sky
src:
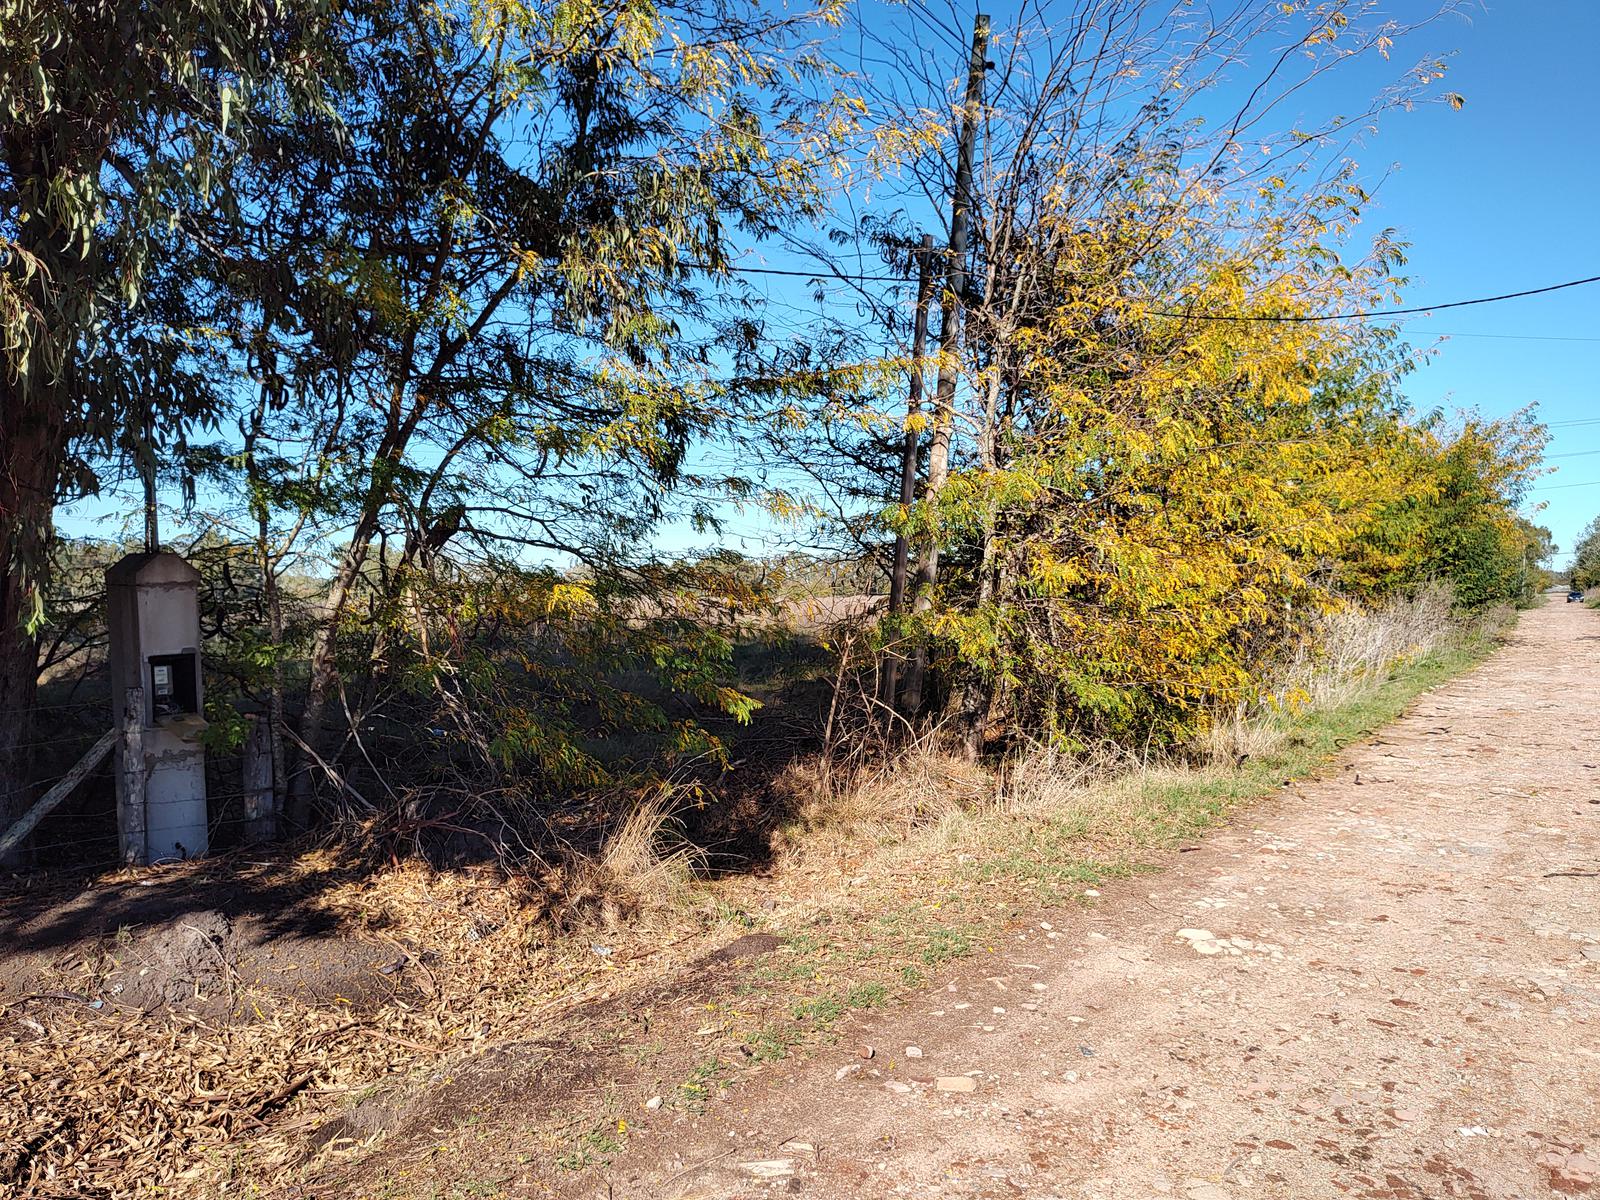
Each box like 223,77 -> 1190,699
1350,0 -> 1600,560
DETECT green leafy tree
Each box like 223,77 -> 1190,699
1569,518 -> 1600,592
186,0 -> 859,824
0,0 -> 330,826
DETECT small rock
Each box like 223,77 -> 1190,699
858,1044 -> 875,1059
905,1046 -> 924,1058
644,1095 -> 663,1110
835,1063 -> 862,1081
884,1081 -> 912,1093
936,1076 -> 978,1092
1079,1045 -> 1096,1057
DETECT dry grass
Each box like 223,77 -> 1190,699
777,587 -> 1495,869
771,734 -> 993,858
1202,584 -> 1489,765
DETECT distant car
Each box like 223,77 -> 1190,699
1568,589 -> 1586,603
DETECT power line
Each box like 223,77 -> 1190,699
705,259 -> 1600,324
1546,448 -> 1600,459
1530,478 -> 1600,491
1151,274 -> 1600,324
1407,328 -> 1600,344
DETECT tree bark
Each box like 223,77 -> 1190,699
903,13 -> 989,718
953,355 -> 1007,759
285,511 -> 377,830
0,376 -> 62,854
881,233 -> 937,711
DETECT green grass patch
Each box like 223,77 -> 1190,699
845,981 -> 889,1009
554,1128 -> 625,1172
789,994 -> 844,1025
673,1056 -> 732,1113
745,1023 -> 801,1062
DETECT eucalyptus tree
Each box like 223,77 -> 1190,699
198,0 -> 863,823
0,0 -> 331,822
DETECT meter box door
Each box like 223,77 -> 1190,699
106,552 -> 209,862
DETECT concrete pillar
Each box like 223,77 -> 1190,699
107,552 -> 208,862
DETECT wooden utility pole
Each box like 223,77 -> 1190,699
242,712 -> 277,843
903,12 -> 990,716
880,233 -> 937,710
141,414 -> 159,553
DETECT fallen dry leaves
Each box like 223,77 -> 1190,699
0,851 -> 714,1198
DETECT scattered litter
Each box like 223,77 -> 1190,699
740,1159 -> 795,1178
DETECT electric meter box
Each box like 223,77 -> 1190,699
107,552 -> 208,862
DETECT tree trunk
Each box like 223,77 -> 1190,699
0,376 -> 62,857
881,233 -> 937,712
285,518 -> 375,830
952,357 -> 1007,760
903,13 -> 990,718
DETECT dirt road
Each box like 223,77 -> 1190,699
591,602 -> 1600,1199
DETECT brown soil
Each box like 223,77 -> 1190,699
0,860 -> 419,1020
552,601 -> 1600,1199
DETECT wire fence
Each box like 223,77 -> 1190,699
7,704 -> 273,866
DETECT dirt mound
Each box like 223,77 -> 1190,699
105,909 -> 235,1013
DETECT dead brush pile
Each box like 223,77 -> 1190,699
0,798 -> 706,1198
